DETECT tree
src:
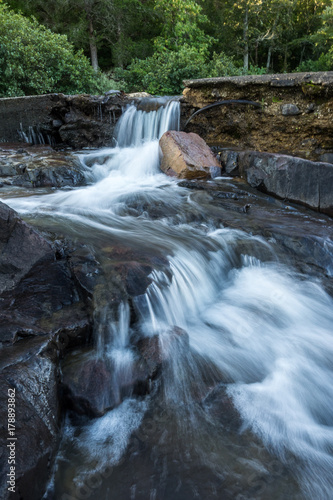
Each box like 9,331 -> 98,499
0,2 -> 98,96
6,0 -> 158,70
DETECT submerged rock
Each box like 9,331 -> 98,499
159,131 -> 220,179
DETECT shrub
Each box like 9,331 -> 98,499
296,53 -> 332,72
0,3 -> 98,97
116,48 -> 244,95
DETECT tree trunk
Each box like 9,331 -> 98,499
266,45 -> 272,71
266,12 -> 279,73
117,21 -> 123,69
283,46 -> 288,72
243,4 -> 249,71
88,17 -> 99,72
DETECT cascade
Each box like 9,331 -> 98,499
1,97 -> 333,500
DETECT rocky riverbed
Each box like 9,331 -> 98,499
0,96 -> 333,500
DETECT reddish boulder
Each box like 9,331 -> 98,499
159,131 -> 220,179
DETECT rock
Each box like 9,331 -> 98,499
220,149 -> 240,175
61,348 -> 157,418
61,353 -> 115,417
104,90 -> 122,96
305,103 -> 316,113
319,153 -> 333,164
136,327 -> 190,375
0,344 -> 59,500
0,93 -> 129,149
209,166 -> 222,178
159,131 -> 221,179
202,384 -> 242,431
281,103 -> 301,116
52,119 -> 63,128
0,202 -> 91,344
0,148 -> 86,188
216,149 -> 333,217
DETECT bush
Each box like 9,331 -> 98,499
116,48 -> 243,95
0,3 -> 98,97
296,53 -> 332,72
207,52 -> 244,78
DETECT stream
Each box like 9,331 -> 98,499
1,98 -> 333,500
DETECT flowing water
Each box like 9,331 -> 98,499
2,98 -> 333,500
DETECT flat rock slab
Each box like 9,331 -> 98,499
159,131 -> 220,179
183,71 -> 333,89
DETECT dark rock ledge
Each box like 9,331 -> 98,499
219,149 -> 333,217
0,201 -> 92,500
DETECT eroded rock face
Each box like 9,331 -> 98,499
159,131 -> 221,179
182,72 -> 333,163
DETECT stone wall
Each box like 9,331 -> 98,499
181,72 -> 333,162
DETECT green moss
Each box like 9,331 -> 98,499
301,83 -> 323,96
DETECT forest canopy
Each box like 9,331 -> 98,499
1,0 -> 333,96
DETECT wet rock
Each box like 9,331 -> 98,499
0,346 -> 59,500
58,121 -> 112,149
202,384 -> 242,431
220,149 -> 239,175
281,103 -> 301,116
159,131 -> 220,179
209,166 -> 222,178
0,148 -> 86,188
61,349 -> 155,418
61,354 -> 115,417
125,264 -> 153,296
218,149 -> 333,216
0,202 -> 91,344
136,327 -> 190,375
0,93 -> 130,148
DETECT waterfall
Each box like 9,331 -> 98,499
114,98 -> 180,147
2,96 -> 333,500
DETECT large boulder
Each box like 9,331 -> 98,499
159,131 -> 221,179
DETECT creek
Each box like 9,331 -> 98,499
1,98 -> 333,500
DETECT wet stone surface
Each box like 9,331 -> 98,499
0,144 -> 87,188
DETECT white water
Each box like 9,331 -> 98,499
3,98 -> 333,499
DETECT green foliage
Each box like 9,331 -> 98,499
116,48 -> 243,95
154,0 -> 214,56
296,52 -> 332,72
0,2 -> 98,97
206,52 -> 244,77
3,0 -> 333,98
115,48 -> 206,95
